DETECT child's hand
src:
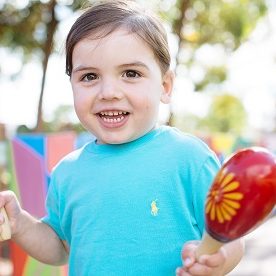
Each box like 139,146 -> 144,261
176,241 -> 227,276
0,190 -> 23,238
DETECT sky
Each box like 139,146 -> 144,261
0,1 -> 276,135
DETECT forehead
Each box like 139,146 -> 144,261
72,28 -> 157,65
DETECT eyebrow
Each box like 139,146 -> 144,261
118,62 -> 150,70
72,65 -> 97,74
72,61 -> 149,74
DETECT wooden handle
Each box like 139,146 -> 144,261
195,232 -> 224,260
0,207 -> 11,241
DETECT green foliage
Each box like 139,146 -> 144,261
195,66 -> 227,91
157,0 -> 267,92
162,0 -> 267,49
0,0 -> 86,56
0,0 -> 87,131
172,93 -> 247,135
200,94 -> 247,134
171,113 -> 202,133
0,1 -> 48,55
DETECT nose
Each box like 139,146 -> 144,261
98,78 -> 123,101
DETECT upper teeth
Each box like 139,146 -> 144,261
100,111 -> 127,116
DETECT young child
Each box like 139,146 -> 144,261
0,1 -> 244,275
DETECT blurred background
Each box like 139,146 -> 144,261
0,0 -> 275,275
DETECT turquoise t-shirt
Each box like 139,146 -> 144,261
42,126 -> 220,275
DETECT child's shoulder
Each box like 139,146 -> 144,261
161,126 -> 211,151
160,126 -> 220,170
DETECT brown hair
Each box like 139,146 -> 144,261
65,0 -> 171,77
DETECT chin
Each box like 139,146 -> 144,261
102,135 -> 135,145
97,136 -> 125,145
107,138 -> 130,145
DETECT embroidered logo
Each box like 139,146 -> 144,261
151,199 -> 159,216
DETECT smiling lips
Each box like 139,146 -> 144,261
97,110 -> 129,127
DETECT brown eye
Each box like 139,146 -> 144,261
81,73 -> 98,82
124,70 -> 141,78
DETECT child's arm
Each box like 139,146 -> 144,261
0,190 -> 68,265
176,239 -> 244,276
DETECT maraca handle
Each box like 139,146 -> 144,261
195,232 -> 224,259
0,207 -> 11,241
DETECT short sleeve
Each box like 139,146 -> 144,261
192,153 -> 221,236
41,173 -> 66,241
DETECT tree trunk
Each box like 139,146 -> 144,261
35,0 -> 58,132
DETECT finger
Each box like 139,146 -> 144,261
187,262 -> 213,276
0,193 -> 4,207
176,267 -> 191,276
181,241 -> 199,267
0,207 -> 11,241
182,241 -> 200,258
198,247 -> 227,267
0,190 -> 15,207
0,212 -> 4,224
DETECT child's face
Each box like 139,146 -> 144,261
70,28 -> 173,144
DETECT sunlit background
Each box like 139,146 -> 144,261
0,0 -> 276,141
0,0 -> 276,275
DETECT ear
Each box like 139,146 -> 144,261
160,69 -> 174,104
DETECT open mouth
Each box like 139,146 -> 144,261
97,111 -> 130,124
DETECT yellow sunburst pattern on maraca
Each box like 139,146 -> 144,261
196,147 -> 276,258
206,168 -> 244,224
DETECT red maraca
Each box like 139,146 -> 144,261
196,147 -> 276,257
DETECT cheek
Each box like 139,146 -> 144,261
143,91 -> 162,110
73,85 -> 88,104
139,97 -> 160,119
73,90 -> 89,116
136,87 -> 161,105
73,100 -> 84,122
73,93 -> 82,111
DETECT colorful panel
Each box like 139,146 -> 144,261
11,138 -> 47,217
8,133 -> 74,275
6,142 -> 21,200
46,132 -> 76,174
18,135 -> 45,157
